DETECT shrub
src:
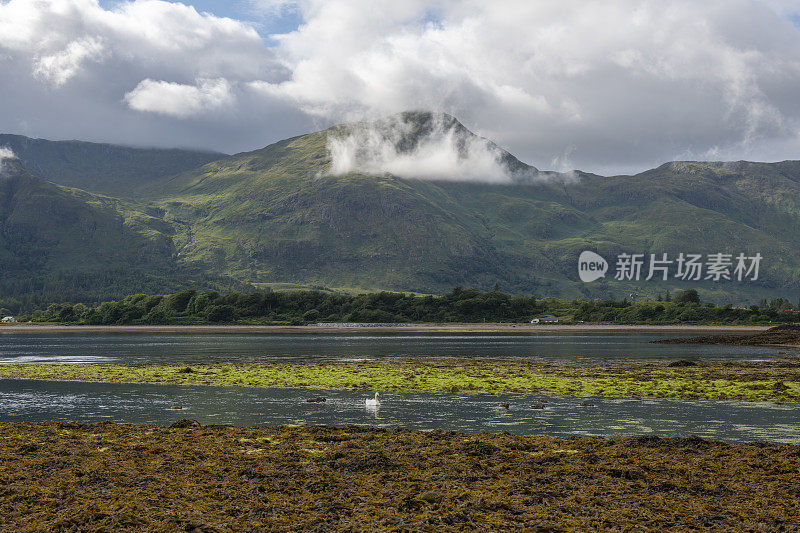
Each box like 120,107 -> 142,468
206,305 -> 235,323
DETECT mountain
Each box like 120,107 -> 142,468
142,112 -> 558,292
147,112 -> 800,301
0,158 -> 235,306
2,111 -> 800,304
0,134 -> 224,197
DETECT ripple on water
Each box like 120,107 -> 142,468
0,355 -> 115,364
1,379 -> 797,443
0,331 -> 789,365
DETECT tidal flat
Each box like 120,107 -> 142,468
1,358 -> 799,402
1,422 -> 798,531
655,324 -> 800,347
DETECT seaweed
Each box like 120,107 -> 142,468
0,422 -> 798,531
1,358 -> 799,402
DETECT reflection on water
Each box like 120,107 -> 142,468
366,403 -> 380,419
0,331 -> 788,365
1,379 -> 797,444
0,332 -> 796,442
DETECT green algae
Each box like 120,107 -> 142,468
0,359 -> 798,403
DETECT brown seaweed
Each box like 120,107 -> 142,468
1,422 -> 799,531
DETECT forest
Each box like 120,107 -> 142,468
2,287 -> 798,326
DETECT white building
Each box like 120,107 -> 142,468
531,317 -> 558,324
1,316 -> 16,324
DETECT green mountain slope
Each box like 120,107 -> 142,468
0,159 -> 237,306
3,111 -> 800,303
0,134 -> 224,197
146,112 -> 800,301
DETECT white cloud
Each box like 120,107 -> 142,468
0,0 -> 272,79
125,78 -> 234,117
2,0 -> 800,173
328,112 -> 515,183
33,36 -> 107,86
0,0 -> 307,152
0,146 -> 16,174
259,0 -> 800,173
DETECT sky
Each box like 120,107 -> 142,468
2,0 -> 800,175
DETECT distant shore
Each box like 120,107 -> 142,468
0,323 -> 771,333
654,324 -> 800,347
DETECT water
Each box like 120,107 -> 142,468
1,379 -> 797,444
0,331 -> 797,442
0,331 -> 787,365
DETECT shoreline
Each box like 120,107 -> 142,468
654,324 -> 800,347
0,323 -> 772,333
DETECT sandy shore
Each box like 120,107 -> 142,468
0,323 -> 771,333
1,422 -> 798,531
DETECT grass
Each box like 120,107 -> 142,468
1,359 -> 799,403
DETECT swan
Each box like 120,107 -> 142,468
365,392 -> 380,407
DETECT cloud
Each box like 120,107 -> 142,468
33,36 -> 107,86
327,112 -> 516,182
0,146 -> 16,174
2,0 -> 800,173
258,0 -> 800,174
0,0 -> 312,153
125,78 -> 234,117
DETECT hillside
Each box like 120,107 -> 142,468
148,112 -> 800,301
0,159 -> 233,306
2,111 -> 800,304
0,134 -> 223,197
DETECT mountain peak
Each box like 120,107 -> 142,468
327,110 -> 540,182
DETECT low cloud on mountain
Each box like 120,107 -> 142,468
0,146 -> 16,174
327,113 -> 516,183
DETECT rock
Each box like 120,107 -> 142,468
579,402 -> 595,407
668,360 -> 697,367
169,419 -> 201,429
500,403 -> 510,409
419,491 -> 443,503
168,405 -> 183,410
530,404 -> 545,409
306,397 -> 327,403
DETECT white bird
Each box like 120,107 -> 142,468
365,392 -> 380,407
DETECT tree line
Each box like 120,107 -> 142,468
3,287 -> 799,325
